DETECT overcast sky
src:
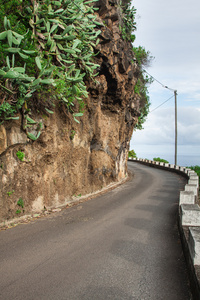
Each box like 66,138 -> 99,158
130,0 -> 200,165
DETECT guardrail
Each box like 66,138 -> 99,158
128,158 -> 200,299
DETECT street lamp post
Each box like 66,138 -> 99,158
174,90 -> 178,165
144,70 -> 178,165
165,87 -> 178,165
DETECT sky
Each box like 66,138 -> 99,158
130,0 -> 200,166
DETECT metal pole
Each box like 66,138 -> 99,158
174,90 -> 177,165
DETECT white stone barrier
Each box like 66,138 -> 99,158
181,204 -> 200,226
185,184 -> 198,197
189,179 -> 199,188
180,191 -> 195,205
188,227 -> 200,265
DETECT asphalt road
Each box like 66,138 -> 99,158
0,162 -> 192,300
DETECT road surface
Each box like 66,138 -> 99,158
0,162 -> 192,299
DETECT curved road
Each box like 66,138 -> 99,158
0,162 -> 192,299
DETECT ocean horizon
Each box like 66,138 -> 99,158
136,154 -> 200,167
132,144 -> 200,167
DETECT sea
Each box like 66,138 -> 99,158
136,153 -> 200,167
162,154 -> 200,167
133,145 -> 200,167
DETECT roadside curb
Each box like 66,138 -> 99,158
0,175 -> 129,231
128,158 -> 200,300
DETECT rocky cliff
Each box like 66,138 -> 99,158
0,0 -> 142,222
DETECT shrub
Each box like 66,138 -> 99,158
128,149 -> 137,158
153,157 -> 169,164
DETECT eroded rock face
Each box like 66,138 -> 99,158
0,0 -> 142,222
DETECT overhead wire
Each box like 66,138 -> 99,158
150,95 -> 174,113
143,69 -> 168,89
143,69 -> 176,112
144,69 -> 176,92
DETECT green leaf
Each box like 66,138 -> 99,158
8,20 -> 11,30
4,70 -> 19,79
38,40 -> 45,49
0,31 -> 7,40
5,116 -> 19,120
22,50 -> 36,54
50,24 -> 58,33
73,117 -> 80,124
27,132 -> 38,141
73,113 -> 83,117
75,70 -> 81,78
25,116 -> 36,124
7,30 -> 13,47
96,38 -> 100,45
12,31 -> 24,40
62,97 -> 68,103
61,59 -> 74,64
93,20 -> 103,26
46,34 -> 52,46
13,67 -> 25,73
48,19 -> 60,23
20,76 -> 34,83
31,78 -> 41,86
0,70 -> 6,76
53,34 -> 63,40
46,21 -> 50,32
72,85 -> 77,94
12,54 -> 15,68
57,43 -> 64,50
35,18 -> 44,25
63,48 -> 76,54
84,0 -> 98,4
52,1 -> 62,6
6,56 -> 10,68
12,36 -> 21,45
18,52 -> 29,59
87,15 -> 96,19
83,53 -> 93,60
41,79 -> 54,84
54,8 -> 64,14
62,26 -> 73,36
4,16 -> 7,29
75,48 -> 81,53
78,82 -> 87,90
66,64 -> 75,75
45,108 -> 54,114
49,41 -> 56,52
65,35 -> 76,41
72,39 -> 81,49
25,91 -> 34,98
5,48 -> 20,53
35,57 -> 42,70
36,131 -> 41,139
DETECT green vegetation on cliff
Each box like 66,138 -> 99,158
0,0 -> 153,140
121,0 -> 153,130
133,46 -> 153,130
128,149 -> 137,158
153,157 -> 169,163
0,0 -> 101,138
